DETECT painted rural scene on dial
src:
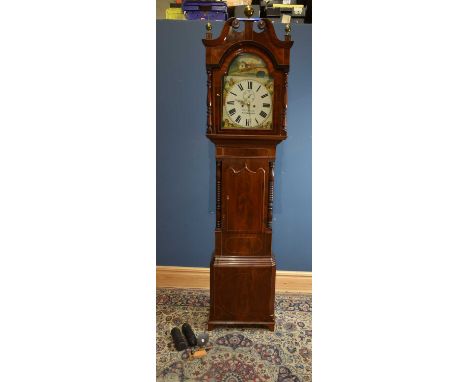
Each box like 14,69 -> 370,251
222,53 -> 274,130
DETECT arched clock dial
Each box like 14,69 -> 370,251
222,77 -> 274,129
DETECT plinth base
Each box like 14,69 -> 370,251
207,320 -> 275,331
208,254 -> 276,331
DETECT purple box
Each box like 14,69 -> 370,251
182,0 -> 228,21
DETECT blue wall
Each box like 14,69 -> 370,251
156,20 -> 311,271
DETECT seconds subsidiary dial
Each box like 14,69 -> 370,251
222,77 -> 273,129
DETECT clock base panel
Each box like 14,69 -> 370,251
208,253 -> 276,331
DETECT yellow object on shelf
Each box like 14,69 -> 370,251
272,3 -> 304,8
226,0 -> 251,7
166,7 -> 185,20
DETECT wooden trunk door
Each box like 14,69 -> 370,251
221,158 -> 268,256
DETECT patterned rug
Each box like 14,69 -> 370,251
157,288 -> 312,381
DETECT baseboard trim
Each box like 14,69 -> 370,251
156,266 -> 311,293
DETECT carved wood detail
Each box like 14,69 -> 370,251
207,69 -> 213,134
216,160 -> 222,228
282,73 -> 288,136
203,18 -> 293,66
268,161 -> 275,229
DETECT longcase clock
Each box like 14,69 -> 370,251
203,13 -> 293,331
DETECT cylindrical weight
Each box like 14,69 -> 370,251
170,327 -> 188,351
181,323 -> 198,347
197,333 -> 209,347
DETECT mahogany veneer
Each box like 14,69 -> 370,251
203,17 -> 293,331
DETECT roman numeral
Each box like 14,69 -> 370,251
227,101 -> 234,105
261,93 -> 268,98
229,108 -> 236,116
235,115 -> 241,123
248,81 -> 253,89
237,83 -> 244,91
245,119 -> 250,127
263,103 -> 270,108
259,111 -> 267,118
256,85 -> 261,92
230,91 -> 237,96
255,118 -> 259,124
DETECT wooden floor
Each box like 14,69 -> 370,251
156,266 -> 312,293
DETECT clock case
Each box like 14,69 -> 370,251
203,18 -> 293,331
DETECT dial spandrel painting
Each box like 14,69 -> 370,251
222,53 -> 274,130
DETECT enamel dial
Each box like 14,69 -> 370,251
222,77 -> 273,129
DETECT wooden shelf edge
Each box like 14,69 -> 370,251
156,266 -> 312,294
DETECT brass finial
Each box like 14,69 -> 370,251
244,4 -> 254,18
206,22 -> 212,31
285,23 -> 291,35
